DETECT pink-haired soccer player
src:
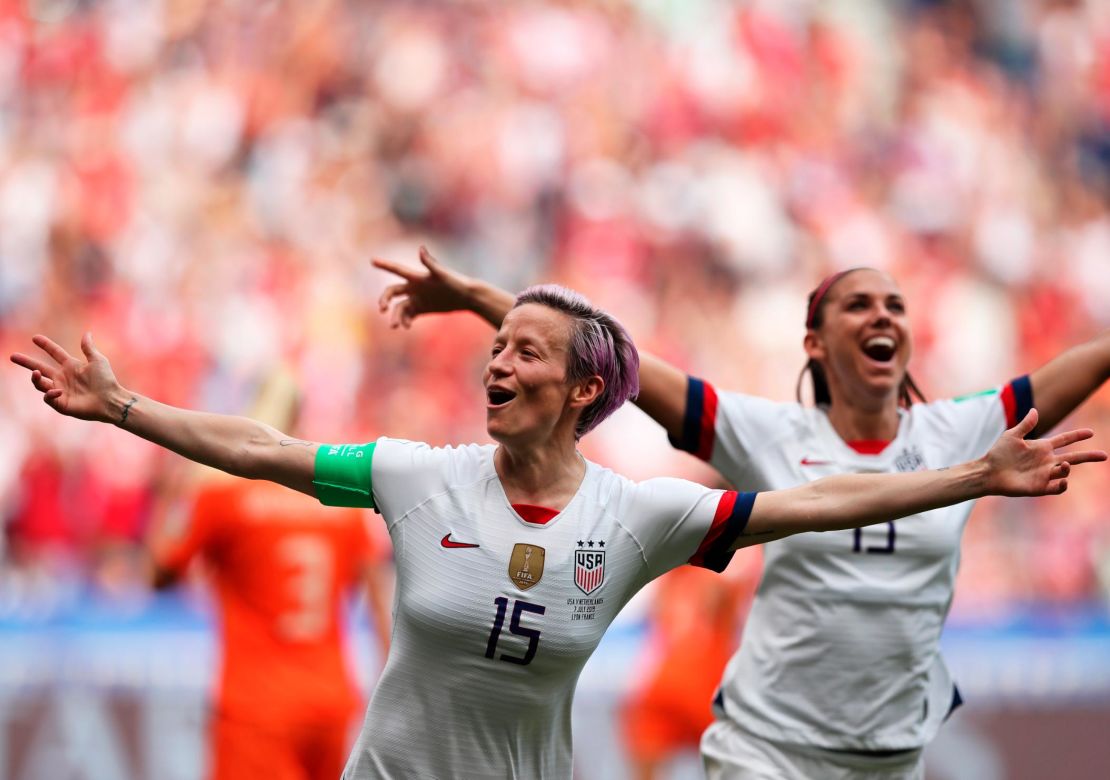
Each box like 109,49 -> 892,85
374,249 -> 1110,779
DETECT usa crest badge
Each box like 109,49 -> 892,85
509,543 -> 545,590
574,548 -> 606,595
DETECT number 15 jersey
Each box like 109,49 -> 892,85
325,438 -> 753,780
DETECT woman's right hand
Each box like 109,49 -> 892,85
372,246 -> 479,329
10,332 -> 127,423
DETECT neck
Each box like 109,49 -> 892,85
494,434 -> 585,510
825,394 -> 901,442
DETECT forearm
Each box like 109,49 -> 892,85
747,460 -> 990,537
1029,329 -> 1110,435
464,278 -> 515,327
633,352 -> 689,440
113,390 -> 317,493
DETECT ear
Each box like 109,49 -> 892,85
803,330 -> 825,362
569,375 -> 605,410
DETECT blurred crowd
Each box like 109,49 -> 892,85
2,0 -> 1110,618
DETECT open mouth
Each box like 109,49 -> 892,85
861,335 -> 896,363
487,387 -> 518,407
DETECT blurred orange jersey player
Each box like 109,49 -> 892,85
152,477 -> 391,780
622,546 -> 761,780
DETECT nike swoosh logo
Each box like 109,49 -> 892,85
800,457 -> 831,466
441,534 -> 480,549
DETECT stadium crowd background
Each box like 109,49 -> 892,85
1,0 -> 1109,777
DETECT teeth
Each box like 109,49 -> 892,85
864,336 -> 895,349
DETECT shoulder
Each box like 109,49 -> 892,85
590,464 -> 712,515
908,389 -> 1003,428
714,388 -> 799,415
375,438 -> 493,468
717,391 -> 811,429
902,389 -> 1014,460
372,438 -> 496,497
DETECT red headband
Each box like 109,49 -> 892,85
805,268 -> 866,329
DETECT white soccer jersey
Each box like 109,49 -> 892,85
337,438 -> 754,780
671,376 -> 1033,751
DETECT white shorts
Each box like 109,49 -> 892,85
701,719 -> 924,780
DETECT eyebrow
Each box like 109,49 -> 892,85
491,331 -> 556,354
841,292 -> 904,302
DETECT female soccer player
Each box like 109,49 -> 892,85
10,284 -> 1104,780
373,249 -> 1110,779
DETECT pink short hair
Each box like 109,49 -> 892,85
514,285 -> 640,439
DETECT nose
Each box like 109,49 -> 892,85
487,349 -> 512,378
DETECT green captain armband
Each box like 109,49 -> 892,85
314,443 -> 376,507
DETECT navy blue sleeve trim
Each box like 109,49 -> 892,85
668,376 -> 704,453
1013,374 -> 1033,426
702,491 -> 757,573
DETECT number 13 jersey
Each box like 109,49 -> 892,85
670,376 -> 1033,750
332,438 -> 753,780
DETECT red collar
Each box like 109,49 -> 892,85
846,439 -> 891,455
512,504 -> 559,525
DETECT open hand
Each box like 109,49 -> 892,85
983,408 -> 1107,496
10,333 -> 123,423
372,246 -> 475,329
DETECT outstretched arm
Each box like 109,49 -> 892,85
375,247 -> 692,439
10,333 -> 319,495
1028,329 -> 1110,436
737,409 -> 1105,548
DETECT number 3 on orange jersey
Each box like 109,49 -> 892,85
278,534 -> 334,641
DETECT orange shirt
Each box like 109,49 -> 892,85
155,480 -> 378,726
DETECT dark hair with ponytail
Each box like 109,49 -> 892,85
796,270 -> 926,408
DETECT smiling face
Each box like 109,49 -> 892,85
804,269 -> 912,408
483,303 -> 601,447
